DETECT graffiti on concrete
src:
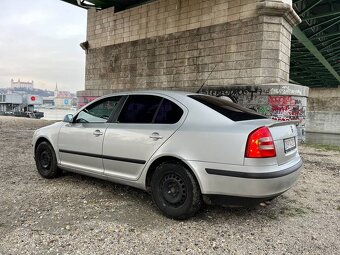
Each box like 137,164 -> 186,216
203,86 -> 306,120
247,105 -> 272,116
77,96 -> 99,109
203,86 -> 270,103
269,85 -> 303,96
268,96 -> 305,122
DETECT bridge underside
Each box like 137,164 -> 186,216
291,0 -> 340,87
61,0 -> 155,11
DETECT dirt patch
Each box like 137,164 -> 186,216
0,116 -> 339,254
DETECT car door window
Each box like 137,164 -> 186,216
118,95 -> 162,123
154,98 -> 183,124
75,96 -> 122,123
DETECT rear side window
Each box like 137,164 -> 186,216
189,95 -> 267,121
118,95 -> 162,123
154,98 -> 183,124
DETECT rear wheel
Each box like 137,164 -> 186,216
150,161 -> 202,219
35,141 -> 61,179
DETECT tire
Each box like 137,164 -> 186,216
35,141 -> 61,179
150,161 -> 202,220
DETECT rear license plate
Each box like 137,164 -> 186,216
284,137 -> 296,153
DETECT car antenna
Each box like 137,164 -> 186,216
196,64 -> 217,94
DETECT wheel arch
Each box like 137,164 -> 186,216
145,156 -> 202,193
34,137 -> 52,153
34,137 -> 60,163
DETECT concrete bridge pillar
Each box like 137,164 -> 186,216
79,0 -> 301,94
77,0 -> 308,139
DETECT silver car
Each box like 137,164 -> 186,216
33,91 -> 302,219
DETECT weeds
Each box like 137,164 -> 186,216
305,144 -> 340,152
263,206 -> 307,220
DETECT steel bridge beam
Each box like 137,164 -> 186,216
292,26 -> 340,83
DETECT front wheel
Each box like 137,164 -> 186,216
150,162 -> 202,219
35,141 -> 61,179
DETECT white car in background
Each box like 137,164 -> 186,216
33,91 -> 302,219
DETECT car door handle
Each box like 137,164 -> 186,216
93,130 -> 103,136
149,132 -> 163,140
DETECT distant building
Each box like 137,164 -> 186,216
11,79 -> 34,90
54,84 -> 59,98
26,94 -> 43,106
0,93 -> 23,112
54,83 -> 73,109
42,96 -> 55,106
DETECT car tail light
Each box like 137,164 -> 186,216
245,126 -> 276,158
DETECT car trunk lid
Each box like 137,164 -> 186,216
239,119 -> 299,166
266,121 -> 299,165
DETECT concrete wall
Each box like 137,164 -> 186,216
307,87 -> 340,134
79,0 -> 300,97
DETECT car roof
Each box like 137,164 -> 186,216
98,90 -> 197,102
76,90 -> 201,113
108,89 -> 191,96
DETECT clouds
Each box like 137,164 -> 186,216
0,0 -> 87,92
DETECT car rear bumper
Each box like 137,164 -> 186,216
187,156 -> 303,201
205,159 -> 302,179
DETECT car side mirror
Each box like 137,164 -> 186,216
63,114 -> 74,123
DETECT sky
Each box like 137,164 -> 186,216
0,0 -> 87,92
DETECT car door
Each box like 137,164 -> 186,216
58,96 -> 123,175
103,94 -> 186,180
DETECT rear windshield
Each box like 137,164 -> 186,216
188,95 -> 267,121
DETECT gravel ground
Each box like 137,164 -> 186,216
0,116 -> 339,255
